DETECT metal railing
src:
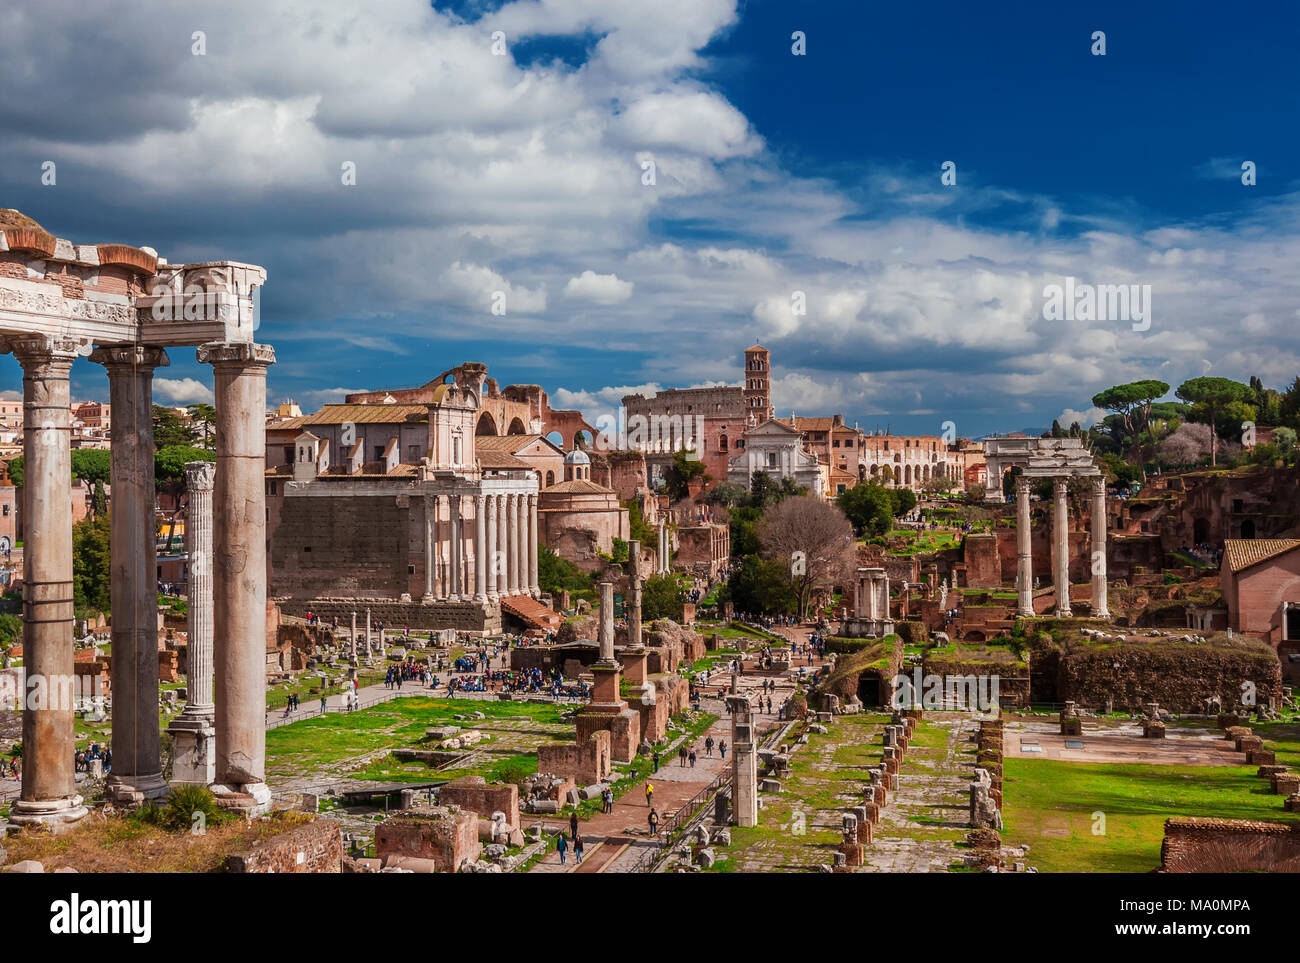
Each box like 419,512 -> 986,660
628,771 -> 733,874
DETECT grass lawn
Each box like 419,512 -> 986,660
264,697 -> 569,774
1002,758 -> 1300,872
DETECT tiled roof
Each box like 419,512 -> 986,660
476,450 -> 531,470
281,404 -> 429,428
1224,539 -> 1300,573
474,434 -> 544,452
780,417 -> 837,431
542,479 -> 615,495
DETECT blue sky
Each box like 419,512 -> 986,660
2,0 -> 1297,437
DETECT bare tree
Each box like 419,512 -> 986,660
758,495 -> 856,619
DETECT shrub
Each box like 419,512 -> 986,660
895,620 -> 929,645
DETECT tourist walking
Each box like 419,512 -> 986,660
719,739 -> 727,761
652,748 -> 660,773
602,787 -> 614,814
644,781 -> 654,807
573,833 -> 584,865
688,747 -> 696,768
679,744 -> 688,767
570,811 -> 579,840
647,808 -> 659,836
556,832 -> 568,866
705,736 -> 714,757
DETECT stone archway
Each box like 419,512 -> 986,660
476,411 -> 499,436
507,416 -> 527,435
1193,517 -> 1210,545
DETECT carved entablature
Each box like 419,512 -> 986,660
0,211 -> 266,350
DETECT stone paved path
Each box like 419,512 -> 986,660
860,713 -> 977,872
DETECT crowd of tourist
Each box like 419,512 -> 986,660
73,742 -> 111,774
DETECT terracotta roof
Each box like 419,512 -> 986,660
541,479 -> 615,496
474,434 -> 544,452
780,417 -> 837,432
476,450 -> 531,470
1224,539 -> 1300,573
292,404 -> 428,426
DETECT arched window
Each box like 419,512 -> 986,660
545,471 -> 555,487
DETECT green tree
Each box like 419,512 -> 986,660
1175,377 -> 1254,466
186,403 -> 216,447
642,572 -> 684,621
838,481 -> 911,537
722,555 -> 798,617
538,546 -> 594,602
72,512 -> 112,615
625,498 -> 657,547
1092,380 -> 1170,480
153,405 -> 197,449
662,449 -> 710,501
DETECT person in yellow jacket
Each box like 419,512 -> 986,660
644,781 -> 654,807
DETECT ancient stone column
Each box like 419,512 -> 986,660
90,345 -> 171,804
627,539 -> 643,648
1015,475 -> 1034,618
729,692 -> 758,827
450,495 -> 463,599
495,493 -> 508,597
1090,476 -> 1110,619
474,493 -> 488,602
516,491 -> 528,595
527,492 -> 539,597
350,611 -> 357,660
8,336 -> 87,827
485,493 -> 499,600
365,608 -> 372,658
506,493 -> 520,596
423,493 -> 436,602
1053,476 -> 1072,617
598,579 -> 615,663
199,341 -> 275,814
169,460 -> 217,786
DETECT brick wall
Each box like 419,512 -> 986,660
272,493 -> 412,599
1160,817 -> 1300,872
224,818 -> 342,873
437,777 -> 519,829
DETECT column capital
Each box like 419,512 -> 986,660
186,460 -> 217,490
88,344 -> 170,370
9,334 -> 83,367
1015,474 -> 1033,494
1053,475 -> 1070,495
1090,474 -> 1106,494
197,341 -> 275,368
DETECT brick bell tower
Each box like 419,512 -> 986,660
743,343 -> 774,426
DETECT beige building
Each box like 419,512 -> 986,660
538,449 -> 630,571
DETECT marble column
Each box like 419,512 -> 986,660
1053,476 -> 1072,617
495,494 -> 508,597
515,492 -> 527,595
8,336 -> 87,827
1015,475 -> 1034,618
1091,476 -> 1110,619
627,539 -> 643,648
365,609 -> 372,658
474,494 -> 488,602
527,492 -> 540,596
509,496 -> 525,592
597,579 -> 616,663
350,611 -> 357,660
450,495 -> 463,599
91,345 -> 171,804
169,461 -> 217,785
486,493 -> 499,600
423,493 -> 436,601
199,341 -> 275,814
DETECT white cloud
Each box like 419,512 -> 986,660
564,270 -> 634,304
1056,407 -> 1108,429
154,378 -> 214,405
